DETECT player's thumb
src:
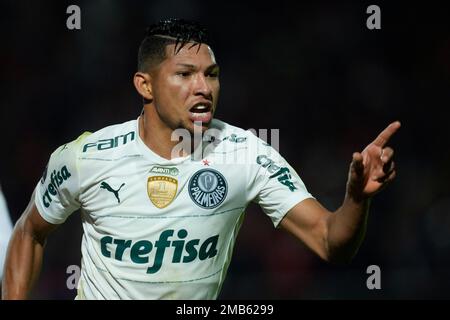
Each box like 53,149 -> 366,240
350,152 -> 364,178
347,152 -> 366,201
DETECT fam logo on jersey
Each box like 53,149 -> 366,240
257,155 -> 297,192
147,176 -> 178,209
100,229 -> 219,274
188,169 -> 227,209
82,131 -> 135,153
42,165 -> 72,207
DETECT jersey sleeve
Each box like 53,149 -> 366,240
34,135 -> 86,224
246,134 -> 314,227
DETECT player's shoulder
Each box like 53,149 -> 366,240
77,119 -> 137,154
50,119 -> 137,157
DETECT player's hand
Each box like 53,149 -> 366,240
346,121 -> 401,201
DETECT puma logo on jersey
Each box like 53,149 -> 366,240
100,181 -> 125,203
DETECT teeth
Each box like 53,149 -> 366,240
191,104 -> 210,113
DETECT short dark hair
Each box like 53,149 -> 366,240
137,18 -> 209,73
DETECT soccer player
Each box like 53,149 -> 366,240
0,185 -> 13,282
2,19 -> 400,299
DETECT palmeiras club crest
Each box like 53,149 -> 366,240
188,169 -> 228,209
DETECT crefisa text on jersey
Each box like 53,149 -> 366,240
100,229 -> 219,274
42,166 -> 72,208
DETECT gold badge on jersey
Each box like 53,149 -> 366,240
147,176 -> 178,209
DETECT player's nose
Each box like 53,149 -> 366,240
193,74 -> 212,97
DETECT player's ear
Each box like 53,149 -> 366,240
133,72 -> 153,103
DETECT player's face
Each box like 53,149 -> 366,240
151,43 -> 220,134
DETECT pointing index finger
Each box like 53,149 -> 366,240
372,121 -> 401,147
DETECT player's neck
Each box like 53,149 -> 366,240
139,109 -> 192,160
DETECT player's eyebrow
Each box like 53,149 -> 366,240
176,63 -> 219,73
176,63 -> 197,69
206,64 -> 219,73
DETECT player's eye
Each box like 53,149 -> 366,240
177,71 -> 192,77
207,71 -> 219,78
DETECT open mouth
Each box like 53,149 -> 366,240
189,102 -> 213,124
189,103 -> 212,113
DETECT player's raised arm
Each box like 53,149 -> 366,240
280,121 -> 401,264
2,192 -> 59,299
2,136 -> 82,299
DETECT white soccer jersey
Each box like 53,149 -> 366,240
34,117 -> 313,299
0,185 -> 13,281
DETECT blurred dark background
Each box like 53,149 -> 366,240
0,0 -> 449,299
